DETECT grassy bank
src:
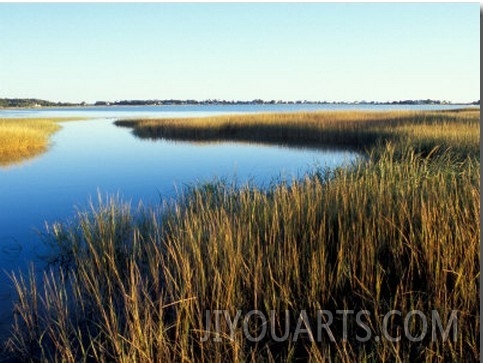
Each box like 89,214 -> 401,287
6,109 -> 480,361
0,118 -> 61,166
115,108 -> 479,158
0,118 -> 83,166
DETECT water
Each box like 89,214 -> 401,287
0,103 -> 476,345
0,102 -> 475,119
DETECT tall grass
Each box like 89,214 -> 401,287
0,118 -> 83,166
115,108 -> 479,157
5,109 -> 480,361
0,119 -> 60,166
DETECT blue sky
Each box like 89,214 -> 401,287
0,3 -> 479,103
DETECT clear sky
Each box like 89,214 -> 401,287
0,3 -> 479,103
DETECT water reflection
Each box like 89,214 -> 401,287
0,118 -> 359,256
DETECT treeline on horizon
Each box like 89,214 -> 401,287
0,98 -> 81,108
0,97 -> 480,108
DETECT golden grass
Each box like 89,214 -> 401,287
5,109 -> 481,361
0,118 -> 85,166
115,108 -> 480,157
0,119 -> 59,166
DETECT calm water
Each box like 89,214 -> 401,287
0,104 -> 359,343
0,103 -> 476,343
0,102 -> 475,119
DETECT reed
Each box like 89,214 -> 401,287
0,118 -> 60,166
0,118 -> 84,166
115,108 -> 479,158
5,109 -> 480,362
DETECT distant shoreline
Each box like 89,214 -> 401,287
0,98 -> 479,110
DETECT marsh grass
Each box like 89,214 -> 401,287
6,109 -> 480,362
0,118 -> 85,166
115,108 -> 480,157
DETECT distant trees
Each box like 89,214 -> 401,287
0,98 -> 80,108
1,98 -> 479,108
